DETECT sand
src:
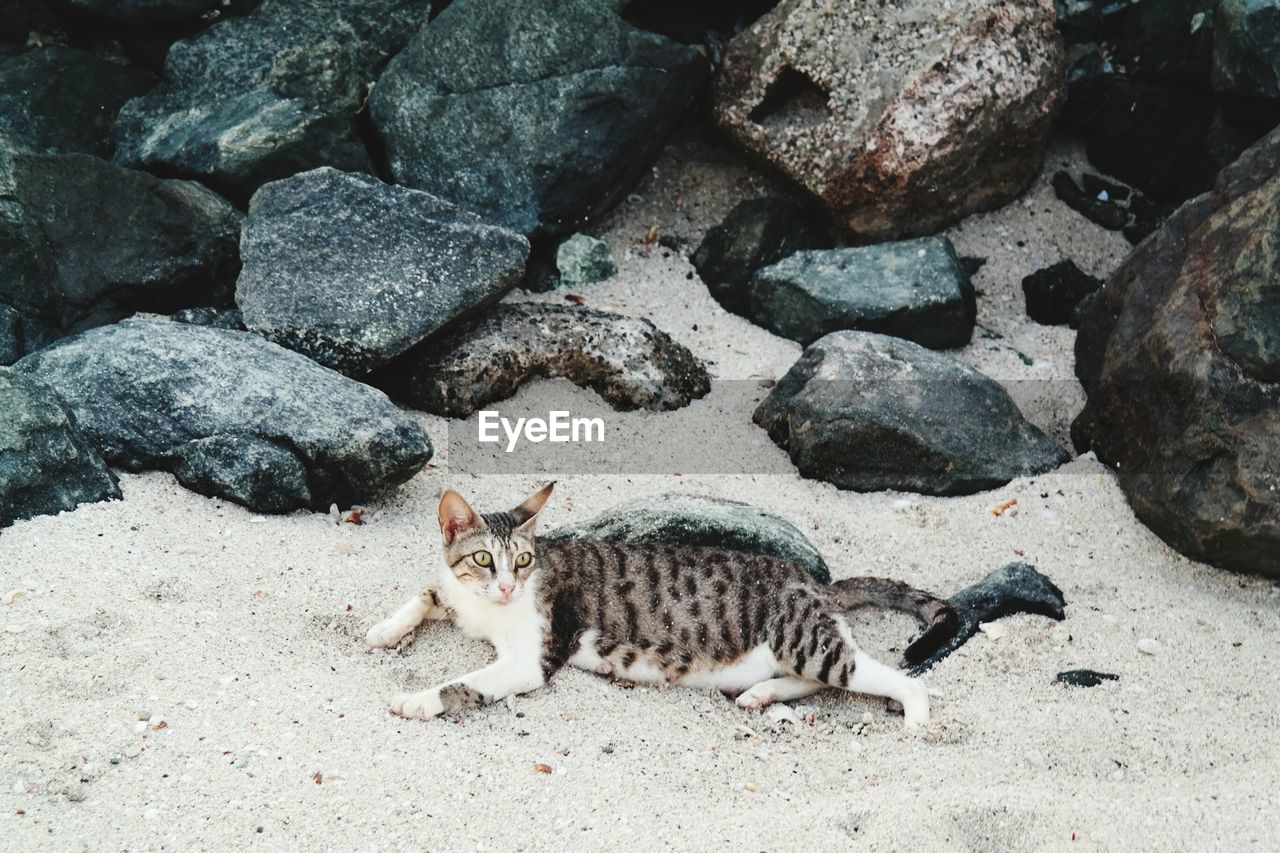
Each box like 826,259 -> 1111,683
2,130 -> 1278,851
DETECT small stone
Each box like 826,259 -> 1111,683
861,712 -> 874,726
978,621 -> 1010,640
1021,260 -> 1103,327
133,721 -> 147,734
2,589 -> 26,605
556,235 -> 617,287
1025,750 -> 1048,769
1137,638 -> 1162,655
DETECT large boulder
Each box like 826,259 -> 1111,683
745,238 -> 976,348
1214,0 -> 1280,99
13,319 -> 432,513
237,168 -> 529,377
0,369 -> 121,529
112,0 -> 429,203
754,331 -> 1068,495
0,139 -> 241,364
0,47 -> 156,157
544,492 -> 831,584
712,0 -> 1064,240
1073,127 -> 1280,578
393,303 -> 711,416
369,0 -> 709,236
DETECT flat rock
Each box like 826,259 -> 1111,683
745,238 -> 976,348
237,168 -> 529,377
543,493 -> 830,584
1054,669 -> 1120,688
1021,260 -> 1103,327
392,303 -> 711,416
369,0 -> 709,236
753,331 -> 1069,495
0,369 -> 121,529
1074,126 -> 1280,578
112,0 -> 429,202
13,319 -> 432,513
712,0 -> 1063,240
691,196 -> 834,315
0,138 -> 241,364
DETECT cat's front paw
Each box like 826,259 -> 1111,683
390,689 -> 443,720
900,682 -> 930,729
366,617 -> 410,648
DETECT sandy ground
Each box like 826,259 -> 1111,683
2,130 -> 1279,851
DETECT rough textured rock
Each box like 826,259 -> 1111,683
556,234 -> 618,287
13,319 -> 432,513
393,303 -> 711,417
112,0 -> 429,202
170,306 -> 245,331
1021,260 -> 1102,327
1051,170 -> 1174,244
0,139 -> 242,362
1214,0 -> 1280,99
544,493 -> 830,583
745,238 -> 976,348
0,47 -> 156,157
1073,127 -> 1280,578
754,331 -> 1069,495
0,369 -> 121,529
1054,669 -> 1120,688
712,0 -> 1064,240
691,196 -> 834,315
909,563 -> 1066,674
369,0 -> 709,236
237,169 -> 529,377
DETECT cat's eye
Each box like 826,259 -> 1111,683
472,550 -> 493,568
515,552 -> 533,568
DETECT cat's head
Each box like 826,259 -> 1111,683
437,483 -> 554,606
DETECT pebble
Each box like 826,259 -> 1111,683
861,712 -> 874,726
133,721 -> 147,734
11,779 -> 25,794
979,621 -> 1010,640
1,589 -> 25,605
1137,638 -> 1162,655
1025,749 -> 1048,769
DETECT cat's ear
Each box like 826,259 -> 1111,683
438,489 -> 481,546
511,482 -> 554,530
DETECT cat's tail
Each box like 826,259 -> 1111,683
829,577 -> 959,667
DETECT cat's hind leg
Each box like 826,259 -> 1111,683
735,676 -> 824,710
366,588 -> 448,648
844,649 -> 930,728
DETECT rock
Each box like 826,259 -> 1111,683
909,563 -> 1067,674
744,238 -> 976,348
1136,638 -> 1162,656
369,0 -> 709,236
236,168 -> 529,377
0,47 -> 156,157
1051,170 -> 1174,243
617,0 -> 779,51
1053,669 -> 1120,688
691,196 -> 835,315
556,235 -> 617,288
60,0 -> 226,22
0,139 -> 242,362
1021,260 -> 1102,327
0,369 -> 121,529
1073,127 -> 1280,577
753,331 -> 1069,495
170,306 -> 245,331
1214,0 -> 1280,99
13,319 -> 432,513
712,0 -> 1064,240
543,493 -> 830,583
112,0 -> 429,203
392,303 -> 711,417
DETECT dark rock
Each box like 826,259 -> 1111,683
753,331 -> 1069,496
112,0 -> 429,203
170,306 -> 245,331
1115,0 -> 1214,84
59,0 -> 227,22
617,0 -> 779,50
691,196 -> 834,315
909,562 -> 1067,674
13,319 -> 432,513
1053,669 -> 1120,688
0,47 -> 156,157
745,238 -> 976,348
0,140 -> 241,361
1214,0 -> 1280,99
556,235 -> 618,287
544,492 -> 830,584
1073,126 -> 1280,577
1052,170 -> 1173,241
0,369 -> 121,529
392,303 -> 711,417
1021,260 -> 1102,326
1081,173 -> 1131,201
958,256 -> 987,279
236,168 -> 529,377
1052,170 -> 1130,229
712,0 -> 1063,240
369,0 -> 709,236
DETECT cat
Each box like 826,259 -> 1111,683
366,484 -> 958,728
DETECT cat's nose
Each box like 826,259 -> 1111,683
498,581 -> 515,598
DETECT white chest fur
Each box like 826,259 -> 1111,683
438,567 -> 545,658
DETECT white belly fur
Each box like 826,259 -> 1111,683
569,631 -> 783,693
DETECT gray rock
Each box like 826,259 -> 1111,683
170,306 -> 245,331
556,234 -> 617,287
0,47 -> 156,157
394,303 -> 711,416
237,168 -> 529,377
754,331 -> 1069,495
369,0 -> 709,236
1214,0 -> 1280,99
544,493 -> 830,583
0,139 -> 241,361
1,369 -> 121,529
13,319 -> 432,513
746,238 -> 976,348
112,0 -> 429,202
691,196 -> 835,315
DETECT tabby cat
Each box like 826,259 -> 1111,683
366,484 -> 957,728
